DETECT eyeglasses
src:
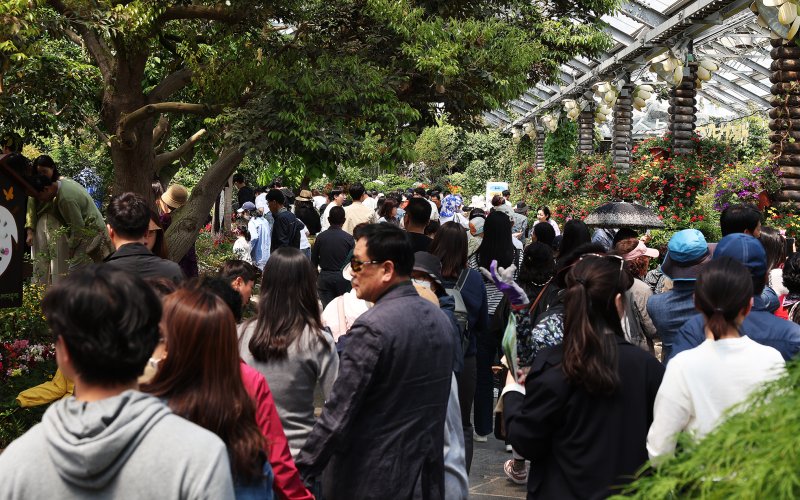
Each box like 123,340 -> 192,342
350,256 -> 386,273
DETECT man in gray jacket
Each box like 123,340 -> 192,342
296,223 -> 455,499
0,266 -> 234,499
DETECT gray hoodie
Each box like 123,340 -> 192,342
0,390 -> 235,499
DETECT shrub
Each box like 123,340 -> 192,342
616,361 -> 800,498
0,284 -> 50,344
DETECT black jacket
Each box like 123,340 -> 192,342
504,338 -> 664,499
104,243 -> 184,283
295,205 -> 322,235
270,208 -> 301,252
296,283 -> 455,499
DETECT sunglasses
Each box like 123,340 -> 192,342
576,253 -> 625,280
350,257 -> 386,273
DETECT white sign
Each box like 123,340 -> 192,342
485,181 -> 509,209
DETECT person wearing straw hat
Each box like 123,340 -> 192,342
159,184 -> 198,278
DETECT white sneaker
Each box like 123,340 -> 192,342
474,433 -> 489,443
505,444 -> 513,452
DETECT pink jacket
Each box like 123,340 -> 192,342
240,361 -> 314,500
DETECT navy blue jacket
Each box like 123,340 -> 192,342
669,294 -> 800,362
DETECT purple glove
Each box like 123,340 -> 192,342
479,260 -> 529,307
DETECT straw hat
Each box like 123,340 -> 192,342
161,184 -> 189,209
296,189 -> 313,202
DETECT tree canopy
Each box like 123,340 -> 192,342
1,0 -> 615,260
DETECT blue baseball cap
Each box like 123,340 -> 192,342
661,229 -> 712,281
712,233 -> 767,278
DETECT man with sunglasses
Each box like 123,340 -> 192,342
296,223 -> 456,499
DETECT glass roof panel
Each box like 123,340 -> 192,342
601,14 -> 643,36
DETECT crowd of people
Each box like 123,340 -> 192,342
0,158 -> 797,499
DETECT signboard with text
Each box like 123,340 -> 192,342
485,181 -> 509,209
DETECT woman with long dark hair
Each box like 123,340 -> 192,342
142,288 -> 273,498
647,257 -> 785,463
429,221 -> 489,472
145,210 -> 168,259
239,247 -> 339,457
759,226 -> 788,316
467,211 -> 522,441
557,219 -> 591,258
503,255 -> 664,498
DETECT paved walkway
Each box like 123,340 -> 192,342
469,435 -> 527,499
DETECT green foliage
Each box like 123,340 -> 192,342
413,120 -> 462,181
0,28 -> 101,140
544,120 -> 577,169
0,284 -> 50,344
617,361 -> 800,499
712,155 -> 782,211
365,173 -> 416,193
737,115 -> 771,162
194,229 -> 237,275
4,0 -> 616,183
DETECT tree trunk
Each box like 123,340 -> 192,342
166,149 -> 245,261
110,135 -> 157,201
101,49 -> 158,202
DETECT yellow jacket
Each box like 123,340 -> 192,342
16,368 -> 74,407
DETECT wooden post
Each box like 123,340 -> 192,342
613,82 -> 635,174
669,62 -> 698,156
769,38 -> 800,203
535,128 -> 546,169
223,175 -> 232,232
578,104 -> 594,155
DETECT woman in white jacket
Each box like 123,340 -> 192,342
647,257 -> 785,463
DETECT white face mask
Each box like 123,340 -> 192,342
412,278 -> 432,289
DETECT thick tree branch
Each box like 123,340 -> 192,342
155,128 -> 207,170
48,0 -> 113,83
152,115 -> 171,151
159,5 -> 247,23
148,67 -> 194,104
91,124 -> 111,146
119,102 -> 221,137
165,148 -> 245,261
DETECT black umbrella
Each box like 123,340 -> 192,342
583,201 -> 665,229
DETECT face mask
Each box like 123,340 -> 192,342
412,278 -> 432,289
148,357 -> 163,370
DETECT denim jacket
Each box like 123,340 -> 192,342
646,282 -> 696,361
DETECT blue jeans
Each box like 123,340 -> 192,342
233,460 -> 274,500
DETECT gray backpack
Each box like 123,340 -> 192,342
445,269 -> 470,351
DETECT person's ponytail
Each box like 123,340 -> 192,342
562,256 -> 631,395
694,257 -> 753,340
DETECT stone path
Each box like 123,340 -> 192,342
469,435 -> 527,499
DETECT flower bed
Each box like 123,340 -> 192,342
513,132 -> 786,238
0,284 -> 57,448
